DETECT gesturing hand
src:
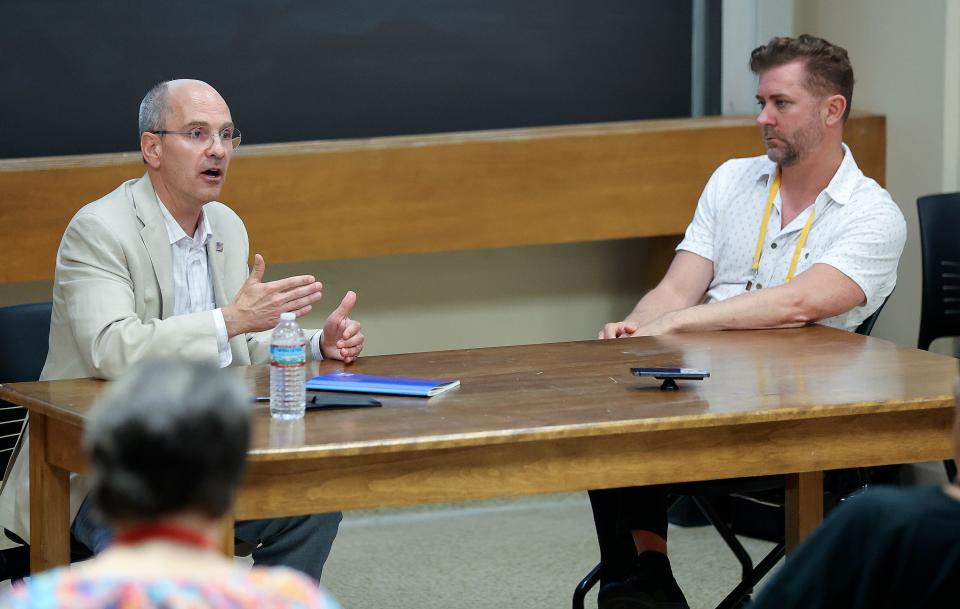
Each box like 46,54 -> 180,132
321,291 -> 364,363
222,254 -> 324,337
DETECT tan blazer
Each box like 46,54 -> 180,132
0,174 -> 313,540
41,174 -> 273,380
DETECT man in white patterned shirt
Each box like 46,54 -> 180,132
0,79 -> 361,582
591,36 -> 906,609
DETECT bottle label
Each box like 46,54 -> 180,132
271,345 -> 305,367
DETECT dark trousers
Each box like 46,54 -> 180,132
72,497 -> 342,581
589,485 -> 671,585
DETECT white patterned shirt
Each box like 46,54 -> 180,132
676,144 -> 906,331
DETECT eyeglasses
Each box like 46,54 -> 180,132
149,126 -> 242,150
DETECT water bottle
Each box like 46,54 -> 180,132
270,312 -> 306,420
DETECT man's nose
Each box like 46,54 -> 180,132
208,135 -> 227,157
756,106 -> 775,127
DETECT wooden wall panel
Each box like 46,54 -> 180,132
0,113 -> 885,284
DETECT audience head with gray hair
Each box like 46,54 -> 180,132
3,357 -> 343,609
85,357 -> 250,524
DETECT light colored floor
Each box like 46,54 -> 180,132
0,492 -> 778,608
323,492 -> 779,609
323,460 -> 949,609
4,464 -> 946,607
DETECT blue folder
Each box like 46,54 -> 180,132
305,370 -> 461,397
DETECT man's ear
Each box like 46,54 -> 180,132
141,132 -> 161,168
823,94 -> 846,127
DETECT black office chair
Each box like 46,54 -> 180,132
0,303 -> 257,571
573,301 -> 891,609
0,302 -> 93,581
0,302 -> 57,480
0,302 -> 52,580
917,192 -> 960,482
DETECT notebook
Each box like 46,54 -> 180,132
305,370 -> 461,397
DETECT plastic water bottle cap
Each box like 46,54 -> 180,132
280,312 -> 296,322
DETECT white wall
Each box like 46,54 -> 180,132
795,0 -> 959,349
945,0 -> 960,192
721,0 -> 794,114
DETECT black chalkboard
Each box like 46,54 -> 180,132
0,0 -> 695,158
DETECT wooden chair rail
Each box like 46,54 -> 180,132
0,113 -> 885,284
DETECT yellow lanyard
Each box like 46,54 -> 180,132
751,172 -> 817,284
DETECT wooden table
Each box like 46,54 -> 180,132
2,326 -> 955,573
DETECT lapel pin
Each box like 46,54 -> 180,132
216,242 -> 223,252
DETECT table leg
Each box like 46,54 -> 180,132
29,414 -> 71,572
220,514 -> 235,557
784,470 -> 823,554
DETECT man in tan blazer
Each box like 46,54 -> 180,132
0,79 -> 363,580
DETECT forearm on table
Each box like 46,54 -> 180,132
623,285 -> 698,327
622,250 -> 714,327
667,278 -> 858,333
667,287 -> 809,332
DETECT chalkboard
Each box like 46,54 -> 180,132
0,0 -> 696,158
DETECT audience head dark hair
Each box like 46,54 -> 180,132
750,34 -> 855,122
84,358 -> 251,523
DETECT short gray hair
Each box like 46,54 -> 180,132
138,81 -> 171,137
85,357 -> 252,522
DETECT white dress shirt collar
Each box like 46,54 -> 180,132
157,201 -> 213,247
